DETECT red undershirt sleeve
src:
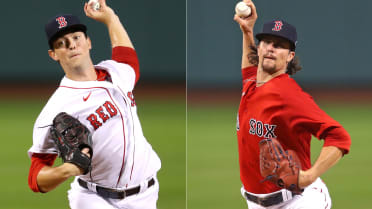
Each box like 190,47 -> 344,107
242,66 -> 257,85
112,46 -> 140,85
28,153 -> 57,193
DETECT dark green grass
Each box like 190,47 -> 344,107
187,102 -> 372,209
2,96 -> 371,209
0,97 -> 185,209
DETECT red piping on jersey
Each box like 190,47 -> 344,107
112,46 -> 140,85
59,86 -> 127,186
321,188 -> 329,209
311,186 -> 329,208
117,86 -> 136,183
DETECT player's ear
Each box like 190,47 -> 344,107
287,51 -> 295,63
48,49 -> 59,61
87,36 -> 92,50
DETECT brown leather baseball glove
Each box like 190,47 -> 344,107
259,138 -> 303,194
50,112 -> 93,175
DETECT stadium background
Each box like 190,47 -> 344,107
0,0 -> 371,209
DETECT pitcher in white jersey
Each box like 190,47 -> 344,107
27,1 -> 161,208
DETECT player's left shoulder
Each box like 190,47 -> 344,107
97,60 -> 132,70
96,60 -> 134,77
269,74 -> 311,101
274,74 -> 302,92
95,60 -> 136,90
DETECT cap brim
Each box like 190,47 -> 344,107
48,24 -> 87,48
256,33 -> 296,50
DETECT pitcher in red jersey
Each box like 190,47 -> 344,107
234,0 -> 351,208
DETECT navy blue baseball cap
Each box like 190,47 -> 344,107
45,14 -> 87,49
256,20 -> 297,51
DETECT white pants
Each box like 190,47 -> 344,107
241,178 -> 331,209
67,176 -> 159,209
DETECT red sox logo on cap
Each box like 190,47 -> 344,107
56,16 -> 68,29
272,21 -> 283,32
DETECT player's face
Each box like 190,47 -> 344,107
257,36 -> 295,74
48,31 -> 92,69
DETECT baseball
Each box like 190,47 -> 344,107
88,0 -> 101,11
235,2 -> 251,18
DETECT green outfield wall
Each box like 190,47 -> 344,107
0,0 -> 185,83
188,0 -> 372,88
1,0 -> 371,88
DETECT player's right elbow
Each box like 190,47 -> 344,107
28,183 -> 41,193
36,183 -> 50,193
28,167 -> 52,193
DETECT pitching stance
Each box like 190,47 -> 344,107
233,0 -> 351,208
27,1 -> 161,208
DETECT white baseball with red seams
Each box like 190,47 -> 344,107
88,0 -> 100,11
235,2 -> 251,18
28,60 -> 161,189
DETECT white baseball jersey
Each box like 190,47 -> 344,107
28,60 -> 161,189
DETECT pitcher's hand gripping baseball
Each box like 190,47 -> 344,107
50,112 -> 93,175
259,138 -> 303,194
84,0 -> 115,24
233,0 -> 257,34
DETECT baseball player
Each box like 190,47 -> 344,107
233,0 -> 351,208
27,1 -> 161,209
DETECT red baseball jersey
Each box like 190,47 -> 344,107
237,66 -> 351,194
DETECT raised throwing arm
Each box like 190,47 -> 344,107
84,0 -> 134,49
233,0 -> 258,68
